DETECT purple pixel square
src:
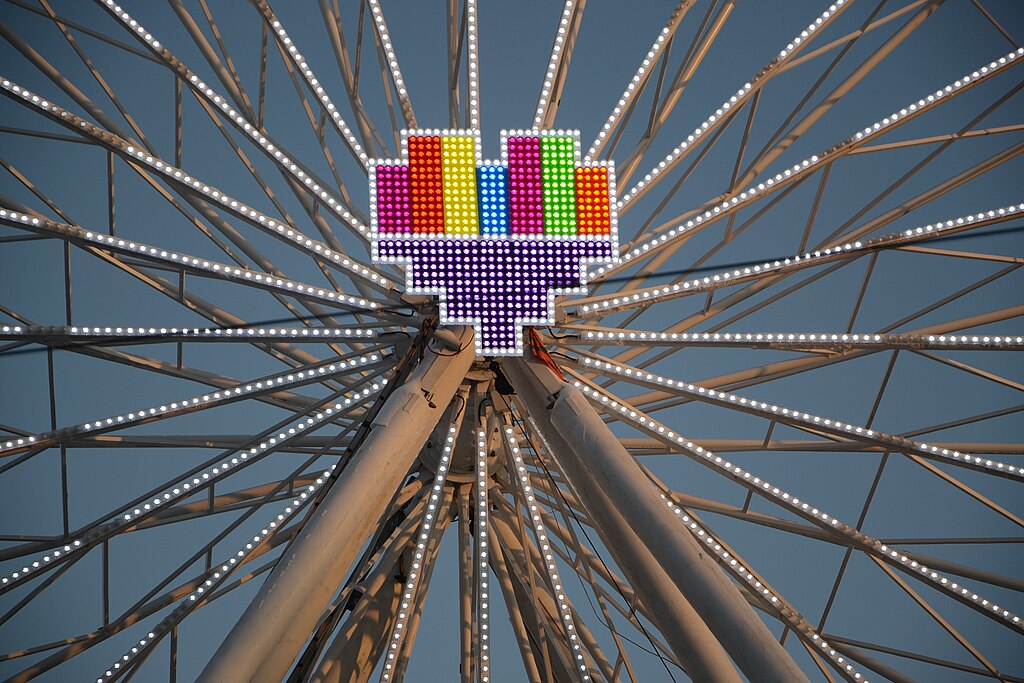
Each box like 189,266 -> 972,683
376,238 -> 613,355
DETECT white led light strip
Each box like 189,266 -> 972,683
585,0 -> 698,161
0,77 -> 396,291
616,0 -> 851,206
254,0 -> 372,165
0,325 -> 385,342
594,46 -> 1024,281
504,426 -> 592,682
567,377 -> 1024,633
0,352 -> 383,456
475,427 -> 491,683
570,203 -> 1023,317
0,209 -> 386,311
653,490 -> 871,682
367,0 -> 418,127
380,423 -> 458,681
572,355 -> 1021,480
3,379 -> 385,593
99,0 -> 371,237
533,0 -> 576,129
466,0 -> 481,130
556,328 -> 1024,351
93,421 -> 380,683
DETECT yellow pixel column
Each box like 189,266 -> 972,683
441,134 -> 480,234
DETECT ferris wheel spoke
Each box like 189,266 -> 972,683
167,0 -> 256,121
584,0 -> 697,161
866,555 -> 1005,678
1,211 -> 397,320
364,0 -> 418,129
734,0 -> 943,193
614,0 -> 737,188
566,353 -> 1022,482
27,1 -> 156,154
0,324 -> 396,348
380,415 -> 463,682
567,377 -> 1024,636
490,506 -> 599,682
660,499 -> 872,683
607,76 -> 1024,305
313,493 -> 429,682
502,422 -> 597,681
380,489 -> 453,683
0,160 -> 393,351
594,46 -> 1024,284
620,308 -> 1023,415
182,0 -> 370,172
8,441 -> 333,681
616,0 -> 854,210
315,0 -> 389,157
551,327 -> 1024,352
486,531 -> 545,682
0,349 -> 385,460
532,0 -> 585,130
0,78 -> 400,293
564,203 -> 1023,320
78,1 -> 376,243
528,465 -> 676,682
602,194 -> 1024,373
94,451 -> 362,683
0,373 -> 383,601
0,314 -> 369,417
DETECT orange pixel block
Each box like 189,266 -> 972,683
574,166 -> 611,235
408,135 -> 445,233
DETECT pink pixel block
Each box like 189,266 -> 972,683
507,136 -> 544,234
375,165 -> 411,233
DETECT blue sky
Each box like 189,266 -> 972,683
1,1 -> 1023,681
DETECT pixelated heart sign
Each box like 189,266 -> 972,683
370,129 -> 618,356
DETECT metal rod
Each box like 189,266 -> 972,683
197,328 -> 475,683
505,355 -> 807,683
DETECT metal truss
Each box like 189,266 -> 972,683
1,2 -> 1021,682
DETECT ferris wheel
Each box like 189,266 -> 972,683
1,0 -> 1022,681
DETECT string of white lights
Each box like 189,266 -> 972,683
593,46 -> 1024,281
92,411 -> 384,683
615,0 -> 851,206
252,0 -> 373,165
565,375 -> 1024,633
0,77 -> 397,291
552,327 -> 1024,351
0,209 -> 391,312
569,203 -> 1024,317
466,0 -> 480,130
503,425 -> 592,682
0,350 -> 384,457
653,490 -> 870,682
569,355 -> 1021,481
533,0 -> 577,129
584,0 -> 697,161
380,422 -> 458,681
366,0 -> 418,127
2,379 -> 385,593
98,0 -> 372,237
0,325 -> 388,343
475,427 -> 491,683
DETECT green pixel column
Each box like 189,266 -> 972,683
540,135 -> 577,235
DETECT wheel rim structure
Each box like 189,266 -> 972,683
0,1 -> 1022,681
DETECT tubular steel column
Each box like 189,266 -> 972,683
197,328 -> 475,683
505,355 -> 810,683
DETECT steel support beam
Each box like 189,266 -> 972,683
505,354 -> 809,683
197,327 -> 475,683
